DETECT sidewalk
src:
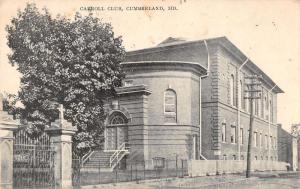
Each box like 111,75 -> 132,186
249,170 -> 300,178
80,173 -> 258,189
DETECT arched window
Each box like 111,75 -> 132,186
164,89 -> 177,123
230,75 -> 235,106
109,113 -> 127,125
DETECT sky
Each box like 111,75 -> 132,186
0,0 -> 299,132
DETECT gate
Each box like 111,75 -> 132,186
13,129 -> 55,188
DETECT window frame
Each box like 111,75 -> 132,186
230,74 -> 235,107
164,89 -> 177,123
253,132 -> 257,147
230,125 -> 237,144
239,127 -> 244,145
222,123 -> 226,143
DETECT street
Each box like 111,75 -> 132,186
148,172 -> 300,189
84,172 -> 300,189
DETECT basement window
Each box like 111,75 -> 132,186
153,157 -> 165,169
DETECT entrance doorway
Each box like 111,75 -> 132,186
105,112 -> 128,150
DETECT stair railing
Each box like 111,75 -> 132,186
81,148 -> 94,166
200,154 -> 207,160
109,142 -> 129,168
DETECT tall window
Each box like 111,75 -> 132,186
164,89 -> 177,123
263,96 -> 267,118
253,98 -> 256,115
257,94 -> 261,117
254,98 -> 258,116
269,100 -> 273,122
265,135 -> 268,149
239,128 -> 244,145
253,132 -> 257,147
246,86 -> 250,112
230,75 -> 235,106
260,133 -> 263,147
231,125 -> 236,143
238,80 -> 243,109
270,136 -> 272,148
222,123 -> 226,142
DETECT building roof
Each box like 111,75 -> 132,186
126,36 -> 284,93
115,85 -> 152,96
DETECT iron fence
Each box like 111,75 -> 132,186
13,144 -> 55,189
72,158 -> 188,187
13,129 -> 55,189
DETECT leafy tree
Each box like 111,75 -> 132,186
6,3 -> 125,153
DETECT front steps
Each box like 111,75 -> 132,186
82,150 -> 114,172
81,148 -> 129,172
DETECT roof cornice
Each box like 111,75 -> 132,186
121,60 -> 207,76
125,37 -> 283,93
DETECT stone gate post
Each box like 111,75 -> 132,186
46,104 -> 76,189
0,96 -> 20,189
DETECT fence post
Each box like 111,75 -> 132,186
130,164 -> 132,181
115,163 -> 118,184
176,155 -> 178,177
45,104 -> 77,189
135,162 -> 138,181
0,99 -> 20,189
143,161 -> 146,180
181,159 -> 184,178
166,160 -> 168,178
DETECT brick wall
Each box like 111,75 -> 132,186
201,43 -> 279,160
115,63 -> 203,164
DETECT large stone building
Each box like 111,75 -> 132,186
83,36 -> 283,170
198,37 -> 284,161
102,39 -> 207,169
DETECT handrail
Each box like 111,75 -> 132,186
81,149 -> 94,165
109,142 -> 129,167
200,154 -> 207,160
82,148 -> 92,160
